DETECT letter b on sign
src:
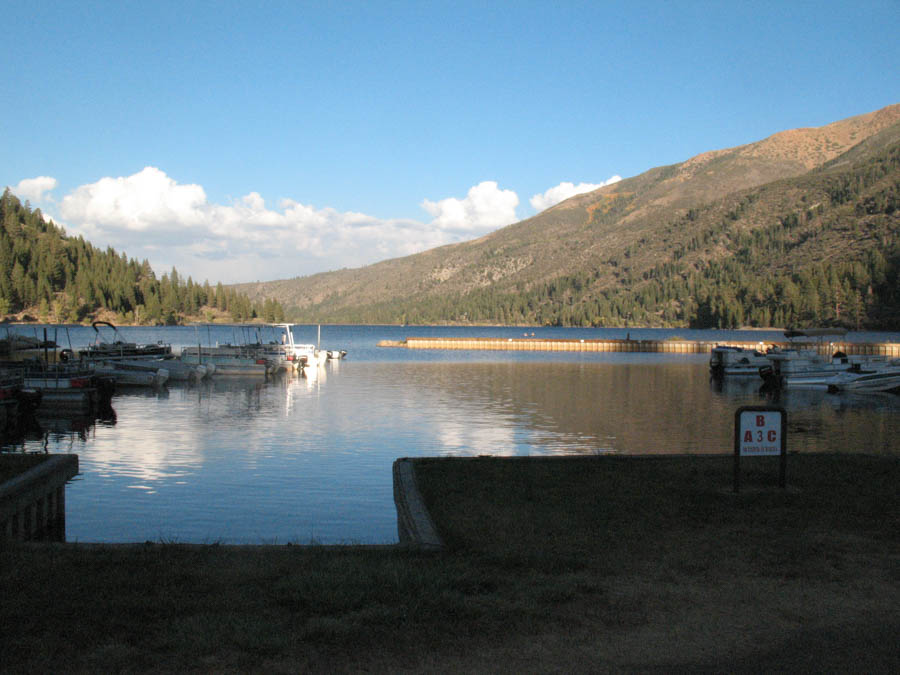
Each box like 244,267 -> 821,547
738,409 -> 783,456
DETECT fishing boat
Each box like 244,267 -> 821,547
270,324 -> 326,371
271,324 -> 346,370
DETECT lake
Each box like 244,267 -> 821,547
3,323 -> 900,544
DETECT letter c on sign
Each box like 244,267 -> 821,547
768,430 -> 777,441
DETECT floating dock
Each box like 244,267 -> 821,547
378,337 -> 900,357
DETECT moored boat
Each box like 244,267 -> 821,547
6,361 -> 114,414
826,360 -> 900,393
756,329 -> 882,389
78,321 -> 172,361
272,324 -> 326,371
180,347 -> 271,377
180,324 -> 343,376
709,345 -> 770,377
87,360 -> 170,388
91,356 -> 207,382
760,349 -> 892,389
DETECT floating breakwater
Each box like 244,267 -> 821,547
378,337 -> 900,357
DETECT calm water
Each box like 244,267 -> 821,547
3,324 -> 900,544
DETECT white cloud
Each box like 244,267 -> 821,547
10,176 -> 58,203
18,168 -> 630,284
421,180 -> 519,234
52,167 -> 518,283
529,176 -> 622,212
61,167 -> 207,231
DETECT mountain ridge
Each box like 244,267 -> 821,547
233,103 -> 900,328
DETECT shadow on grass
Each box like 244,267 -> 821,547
1,453 -> 898,672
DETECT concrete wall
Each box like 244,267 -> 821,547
0,455 -> 78,543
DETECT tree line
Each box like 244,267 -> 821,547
0,189 -> 285,325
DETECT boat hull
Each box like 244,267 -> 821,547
180,352 -> 269,377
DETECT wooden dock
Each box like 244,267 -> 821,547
378,337 -> 900,357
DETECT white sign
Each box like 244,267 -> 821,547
738,410 -> 782,456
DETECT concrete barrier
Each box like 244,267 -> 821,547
392,458 -> 443,550
0,454 -> 78,542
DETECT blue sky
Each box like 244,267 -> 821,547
3,1 -> 898,284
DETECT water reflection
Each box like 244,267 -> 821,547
385,361 -> 739,455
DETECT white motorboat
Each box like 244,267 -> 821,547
826,360 -> 900,393
272,324 -> 339,370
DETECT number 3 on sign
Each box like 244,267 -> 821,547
738,410 -> 783,456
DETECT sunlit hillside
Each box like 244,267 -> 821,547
233,104 -> 900,329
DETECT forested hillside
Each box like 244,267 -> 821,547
235,105 -> 900,330
314,141 -> 900,329
0,189 -> 285,325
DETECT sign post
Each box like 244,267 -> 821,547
733,406 -> 787,493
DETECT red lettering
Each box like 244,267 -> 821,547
743,430 -> 753,442
756,415 -> 765,427
768,430 -> 777,442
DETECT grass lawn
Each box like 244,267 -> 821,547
2,453 -> 898,672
